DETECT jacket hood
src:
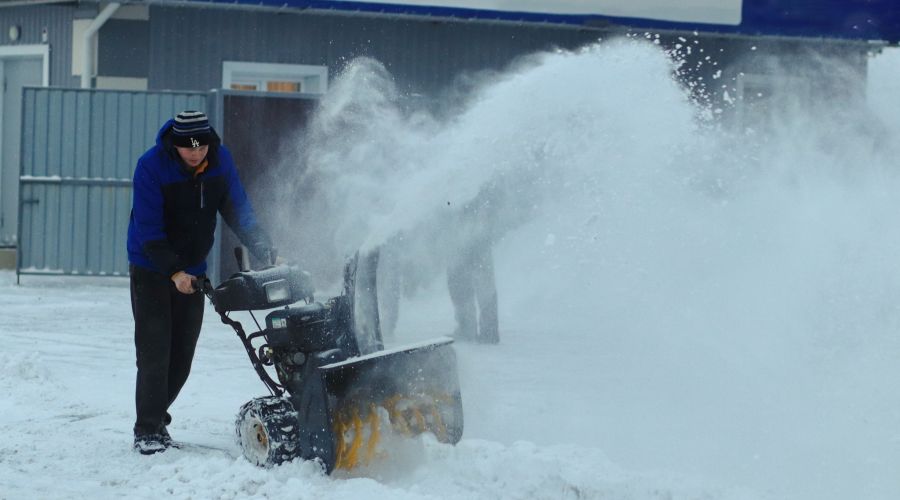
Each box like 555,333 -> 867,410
156,119 -> 176,146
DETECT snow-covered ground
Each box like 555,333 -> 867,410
0,271 -> 757,500
3,41 -> 900,500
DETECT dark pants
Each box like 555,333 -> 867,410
447,242 -> 499,343
130,264 -> 205,437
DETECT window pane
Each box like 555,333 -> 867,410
266,81 -> 301,93
231,83 -> 258,91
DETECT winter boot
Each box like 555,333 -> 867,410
133,434 -> 166,455
160,427 -> 181,449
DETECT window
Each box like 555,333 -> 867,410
229,83 -> 258,92
222,61 -> 327,94
266,81 -> 302,93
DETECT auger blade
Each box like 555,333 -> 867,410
318,338 -> 463,471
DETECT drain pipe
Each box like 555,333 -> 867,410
80,2 -> 121,89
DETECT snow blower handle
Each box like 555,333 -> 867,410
191,276 -> 213,296
234,246 -> 246,272
254,246 -> 281,267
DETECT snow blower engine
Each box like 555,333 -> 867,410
198,249 -> 463,473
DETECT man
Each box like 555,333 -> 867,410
446,199 -> 499,344
127,111 -> 274,454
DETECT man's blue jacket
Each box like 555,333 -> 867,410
127,119 -> 271,277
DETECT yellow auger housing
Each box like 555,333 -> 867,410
324,339 -> 463,471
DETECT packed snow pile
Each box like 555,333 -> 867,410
0,353 -> 52,385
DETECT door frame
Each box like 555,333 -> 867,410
0,44 -> 50,84
0,44 -> 51,155
0,44 -> 48,246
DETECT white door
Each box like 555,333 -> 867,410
0,57 -> 42,246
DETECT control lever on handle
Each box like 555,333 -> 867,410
234,246 -> 246,272
190,277 -> 212,295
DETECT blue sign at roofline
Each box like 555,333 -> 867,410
180,0 -> 900,43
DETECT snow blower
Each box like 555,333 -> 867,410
198,249 -> 463,473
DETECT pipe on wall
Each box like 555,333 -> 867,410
80,2 -> 120,89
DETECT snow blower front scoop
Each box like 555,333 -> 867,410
199,250 -> 463,473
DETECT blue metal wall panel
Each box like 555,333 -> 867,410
148,6 -> 593,95
17,88 -> 207,277
182,0 -> 900,42
98,19 -> 150,79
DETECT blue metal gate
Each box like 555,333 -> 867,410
16,88 -> 207,278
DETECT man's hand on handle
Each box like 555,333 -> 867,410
171,271 -> 197,294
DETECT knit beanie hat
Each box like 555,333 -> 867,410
171,111 -> 212,148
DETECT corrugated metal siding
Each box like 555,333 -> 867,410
98,19 -> 150,78
17,88 -> 206,276
148,6 -> 596,95
0,4 -> 85,87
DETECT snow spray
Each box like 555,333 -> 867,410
264,40 -> 900,500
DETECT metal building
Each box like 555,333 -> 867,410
0,0 -> 896,279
